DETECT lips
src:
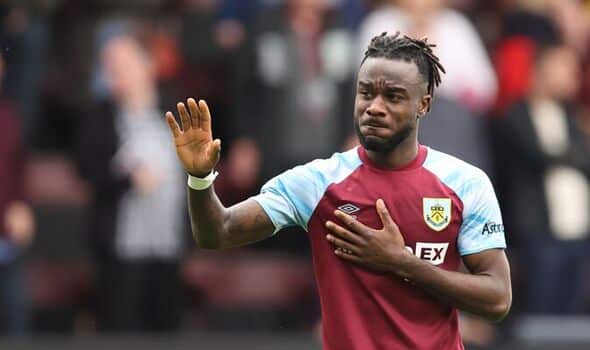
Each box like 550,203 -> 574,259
362,123 -> 386,129
361,119 -> 388,129
360,126 -> 388,139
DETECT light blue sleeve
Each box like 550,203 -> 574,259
251,149 -> 362,234
458,172 -> 507,256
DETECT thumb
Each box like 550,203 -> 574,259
376,199 -> 396,231
208,139 -> 222,162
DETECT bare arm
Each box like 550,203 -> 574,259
325,199 -> 512,321
167,98 -> 275,249
395,248 -> 511,321
188,187 -> 274,249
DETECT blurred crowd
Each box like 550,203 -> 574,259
1,0 -> 590,347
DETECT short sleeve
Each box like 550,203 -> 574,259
251,149 -> 362,235
457,173 -> 507,256
253,167 -> 307,233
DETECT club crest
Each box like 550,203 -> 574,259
423,198 -> 451,231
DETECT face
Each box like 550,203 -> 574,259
354,57 -> 431,153
537,46 -> 580,101
101,36 -> 153,101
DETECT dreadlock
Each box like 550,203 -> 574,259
362,32 -> 446,96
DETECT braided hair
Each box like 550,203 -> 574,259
362,32 -> 446,96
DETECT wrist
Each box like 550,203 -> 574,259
187,170 -> 219,190
390,249 -> 418,280
189,170 -> 213,178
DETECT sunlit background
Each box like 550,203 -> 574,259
1,0 -> 590,349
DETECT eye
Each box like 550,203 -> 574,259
358,90 -> 373,99
386,93 -> 403,102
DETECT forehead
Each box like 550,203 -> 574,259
358,57 -> 423,86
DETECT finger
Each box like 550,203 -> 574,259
207,139 -> 222,163
166,112 -> 181,138
325,220 -> 364,246
187,98 -> 201,129
177,102 -> 192,131
376,199 -> 397,231
199,99 -> 212,133
326,234 -> 360,255
334,248 -> 364,265
334,210 -> 368,234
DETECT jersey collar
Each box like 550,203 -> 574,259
357,144 -> 428,172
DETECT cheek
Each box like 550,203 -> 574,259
389,102 -> 419,127
387,101 -> 414,117
354,98 -> 368,116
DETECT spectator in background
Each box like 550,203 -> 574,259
242,0 -> 355,177
358,0 -> 497,114
496,44 -> 590,314
492,0 -> 590,117
77,33 -> 184,332
492,0 -> 559,116
0,54 -> 35,335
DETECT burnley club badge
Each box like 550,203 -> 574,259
423,198 -> 451,232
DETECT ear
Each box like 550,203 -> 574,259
418,94 -> 432,118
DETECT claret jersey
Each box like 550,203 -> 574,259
252,145 -> 506,350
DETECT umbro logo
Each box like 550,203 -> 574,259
338,203 -> 360,214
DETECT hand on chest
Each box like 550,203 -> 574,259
325,192 -> 460,242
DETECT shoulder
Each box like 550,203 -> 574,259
303,147 -> 362,175
424,147 -> 487,178
423,147 -> 492,198
269,147 -> 362,188
255,148 -> 362,230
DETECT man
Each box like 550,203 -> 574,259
497,43 -> 589,314
165,32 -> 511,349
78,34 -> 184,331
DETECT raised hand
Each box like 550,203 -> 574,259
166,98 -> 221,177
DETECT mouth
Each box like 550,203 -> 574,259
360,119 -> 390,135
362,123 -> 386,130
360,125 -> 389,139
360,117 -> 389,129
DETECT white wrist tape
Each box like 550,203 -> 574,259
187,171 -> 219,190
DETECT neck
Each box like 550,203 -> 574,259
365,133 -> 419,169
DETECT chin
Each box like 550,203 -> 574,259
354,120 -> 413,153
359,136 -> 396,153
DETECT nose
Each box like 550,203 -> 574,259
366,95 -> 386,117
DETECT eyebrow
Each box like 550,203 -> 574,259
359,79 -> 424,86
358,81 -> 410,93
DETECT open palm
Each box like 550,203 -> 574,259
166,98 -> 221,177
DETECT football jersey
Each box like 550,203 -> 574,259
252,145 -> 506,350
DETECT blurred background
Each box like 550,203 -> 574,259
0,0 -> 590,349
